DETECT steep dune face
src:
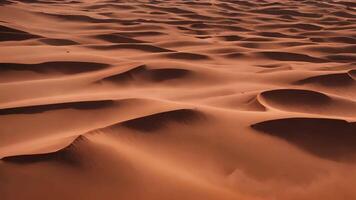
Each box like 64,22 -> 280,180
295,72 -> 355,87
258,89 -> 356,117
0,24 -> 41,41
251,118 -> 356,162
99,65 -> 193,84
120,109 -> 204,132
0,0 -> 355,200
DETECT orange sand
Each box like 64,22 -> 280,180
0,0 -> 356,199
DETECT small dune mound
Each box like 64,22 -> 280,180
253,8 -> 322,18
251,118 -> 356,162
101,65 -> 146,83
93,33 -> 145,43
89,44 -> 172,53
219,35 -> 243,41
0,61 -> 109,74
326,54 -> 356,63
256,63 -> 290,68
85,3 -> 136,10
181,13 -> 212,20
332,11 -> 356,19
119,109 -> 204,132
0,100 -> 115,115
291,23 -> 323,31
144,4 -> 194,14
206,95 -> 267,111
119,31 -> 165,37
240,42 -> 261,49
242,37 -> 274,42
145,68 -> 191,82
190,23 -> 211,29
257,32 -> 301,38
39,38 -> 79,46
224,52 -> 246,59
256,23 -> 323,31
326,37 -> 356,44
306,45 -> 355,54
164,52 -> 210,60
260,89 -> 331,106
219,25 -> 250,32
257,52 -> 326,63
43,13 -> 119,23
1,136 -> 86,166
0,25 -> 41,41
295,73 -> 355,87
333,1 -> 356,7
101,65 -> 192,84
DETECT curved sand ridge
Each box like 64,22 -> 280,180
0,0 -> 356,200
258,89 -> 356,117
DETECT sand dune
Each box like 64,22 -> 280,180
259,89 -> 356,117
0,0 -> 355,200
295,71 -> 355,86
251,118 -> 356,162
2,135 -> 84,165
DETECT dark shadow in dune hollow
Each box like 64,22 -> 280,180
1,136 -> 87,166
0,61 -> 109,74
0,100 -> 115,115
120,109 -> 204,132
252,118 -> 356,162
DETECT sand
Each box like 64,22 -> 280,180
0,0 -> 355,199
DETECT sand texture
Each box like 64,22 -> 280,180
0,0 -> 356,199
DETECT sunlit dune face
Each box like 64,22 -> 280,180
0,0 -> 355,200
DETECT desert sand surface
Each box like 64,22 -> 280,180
0,0 -> 356,199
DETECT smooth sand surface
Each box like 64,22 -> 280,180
0,0 -> 356,199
